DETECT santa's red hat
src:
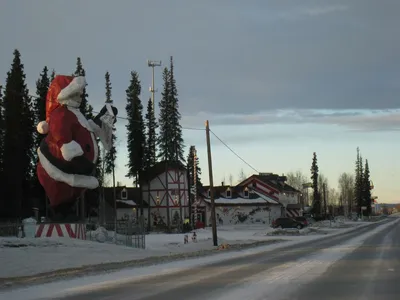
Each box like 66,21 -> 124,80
37,75 -> 86,134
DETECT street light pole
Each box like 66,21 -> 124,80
147,60 -> 162,118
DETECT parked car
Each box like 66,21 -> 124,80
271,217 -> 304,229
294,216 -> 309,227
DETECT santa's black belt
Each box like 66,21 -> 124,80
40,139 -> 95,176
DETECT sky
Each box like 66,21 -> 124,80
0,0 -> 399,203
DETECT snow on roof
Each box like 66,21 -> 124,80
116,199 -> 137,206
203,198 -> 274,205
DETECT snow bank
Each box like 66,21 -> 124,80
0,225 -> 280,279
267,227 -> 330,236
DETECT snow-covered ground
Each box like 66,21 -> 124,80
1,216 -> 398,300
0,219 -> 379,279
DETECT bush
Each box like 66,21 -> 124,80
182,223 -> 193,233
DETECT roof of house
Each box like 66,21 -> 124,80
140,160 -> 186,182
103,186 -> 149,208
239,173 -> 301,193
203,198 -> 275,205
200,185 -> 279,205
286,204 -> 302,209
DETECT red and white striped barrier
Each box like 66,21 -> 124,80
286,208 -> 301,218
36,223 -> 86,240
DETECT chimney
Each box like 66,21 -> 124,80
221,181 -> 224,186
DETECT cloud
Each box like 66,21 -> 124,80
278,5 -> 348,20
0,0 -> 399,117
182,109 -> 400,132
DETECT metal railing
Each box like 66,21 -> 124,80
0,222 -> 21,237
1,219 -> 146,249
86,220 -> 146,249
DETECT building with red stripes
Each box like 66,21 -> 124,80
199,173 -> 302,225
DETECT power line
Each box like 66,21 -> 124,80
210,129 -> 259,173
5,89 -> 204,131
111,114 -> 204,131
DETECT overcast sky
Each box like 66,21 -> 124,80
1,0 -> 399,202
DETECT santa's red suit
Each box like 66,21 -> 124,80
36,75 -> 99,212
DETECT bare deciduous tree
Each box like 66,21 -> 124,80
238,168 -> 247,182
318,173 -> 329,194
338,172 -> 355,216
328,188 -> 339,205
228,174 -> 234,186
285,170 -> 308,191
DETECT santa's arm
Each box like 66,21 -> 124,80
50,109 -> 84,161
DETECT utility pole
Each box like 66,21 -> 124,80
205,120 -> 218,246
193,147 -> 198,227
113,165 -> 117,239
323,183 -> 327,217
147,60 -> 162,118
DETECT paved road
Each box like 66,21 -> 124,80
55,218 -> 399,300
292,217 -> 400,300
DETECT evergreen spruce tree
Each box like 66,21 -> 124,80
2,50 -> 35,218
126,71 -> 145,185
172,211 -> 180,225
74,57 -> 93,119
0,85 -> 4,169
168,56 -> 185,163
354,147 -> 364,215
359,154 -> 364,211
157,57 -> 185,163
187,145 -> 202,192
362,159 -> 371,216
50,69 -> 56,82
33,67 -> 50,153
31,66 -> 50,191
157,67 -> 171,161
310,152 -> 321,215
0,85 -> 4,182
143,97 -> 158,170
103,71 -> 117,175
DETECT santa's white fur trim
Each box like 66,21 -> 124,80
66,107 -> 98,163
90,132 -> 99,163
58,96 -> 81,108
60,140 -> 84,161
57,76 -> 86,102
38,148 -> 99,189
88,119 -> 112,151
37,121 -> 49,134
67,107 -> 93,132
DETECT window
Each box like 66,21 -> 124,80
252,182 -> 257,188
226,190 -> 231,198
121,188 -> 127,199
244,190 -> 249,198
208,190 -> 211,197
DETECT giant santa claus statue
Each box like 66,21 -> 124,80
36,75 -> 117,220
